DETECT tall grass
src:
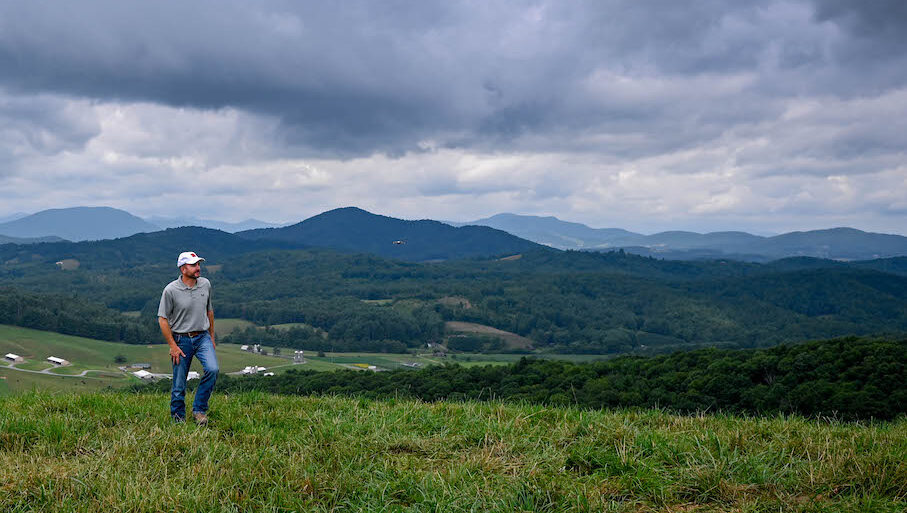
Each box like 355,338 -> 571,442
1,392 -> 904,512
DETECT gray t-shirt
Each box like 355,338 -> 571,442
158,277 -> 213,333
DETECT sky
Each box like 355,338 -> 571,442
0,0 -> 905,235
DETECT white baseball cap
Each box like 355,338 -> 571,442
177,251 -> 206,267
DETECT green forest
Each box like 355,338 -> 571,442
2,237 -> 907,354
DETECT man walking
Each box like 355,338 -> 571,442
158,251 -> 219,424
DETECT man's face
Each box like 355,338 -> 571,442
180,262 -> 201,279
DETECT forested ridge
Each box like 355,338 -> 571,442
1,234 -> 906,353
0,288 -> 157,344
140,337 -> 907,420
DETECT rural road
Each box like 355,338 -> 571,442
2,363 -> 111,378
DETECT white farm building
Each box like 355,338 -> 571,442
4,353 -> 24,363
46,356 -> 69,366
133,370 -> 153,379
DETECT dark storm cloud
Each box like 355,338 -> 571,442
0,0 -> 904,158
0,94 -> 99,169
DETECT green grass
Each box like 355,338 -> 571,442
0,367 -> 126,394
361,298 -> 394,305
10,359 -> 54,371
0,393 -> 904,512
213,318 -> 256,336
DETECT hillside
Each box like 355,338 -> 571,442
2,245 -> 907,355
0,206 -> 159,241
0,226 -> 298,270
239,207 -> 541,261
0,393 -> 903,512
0,234 -> 64,245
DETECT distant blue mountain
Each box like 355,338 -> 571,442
0,207 -> 160,242
145,216 -> 283,233
0,212 -> 29,224
453,213 -> 638,249
461,213 -> 907,261
239,207 -> 541,261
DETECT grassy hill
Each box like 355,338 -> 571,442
0,325 -> 286,394
0,392 -> 904,512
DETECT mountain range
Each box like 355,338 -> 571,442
0,207 -> 158,242
144,216 -> 282,233
460,213 -> 907,261
0,207 -> 282,243
0,208 -> 538,266
3,206 -> 907,262
239,207 -> 539,261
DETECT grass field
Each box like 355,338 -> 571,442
214,318 -> 256,336
0,392 -> 904,512
269,322 -> 323,332
445,321 -> 535,349
0,366 -> 126,394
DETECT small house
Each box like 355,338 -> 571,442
240,345 -> 249,351
132,370 -> 153,379
130,363 -> 151,369
46,356 -> 69,366
4,353 -> 24,363
187,371 -> 200,380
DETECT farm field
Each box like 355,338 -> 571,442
0,366 -> 126,394
1,392 -> 904,512
214,318 -> 256,336
445,320 -> 535,349
0,325 -> 287,394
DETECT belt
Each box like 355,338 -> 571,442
174,331 -> 205,338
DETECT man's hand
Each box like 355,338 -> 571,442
170,345 -> 186,365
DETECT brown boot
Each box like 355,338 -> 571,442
193,412 -> 209,425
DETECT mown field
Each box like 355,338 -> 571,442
0,392 -> 904,512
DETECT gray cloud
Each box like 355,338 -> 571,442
4,1 -> 904,157
0,1 -> 905,235
0,92 -> 100,172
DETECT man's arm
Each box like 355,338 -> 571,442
207,310 -> 216,348
159,316 -> 186,364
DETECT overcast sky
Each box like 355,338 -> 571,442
0,0 -> 905,234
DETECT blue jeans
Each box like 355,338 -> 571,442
170,332 -> 219,419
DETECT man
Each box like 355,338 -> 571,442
158,251 -> 219,424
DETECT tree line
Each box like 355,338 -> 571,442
0,287 -> 157,344
140,337 -> 907,421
